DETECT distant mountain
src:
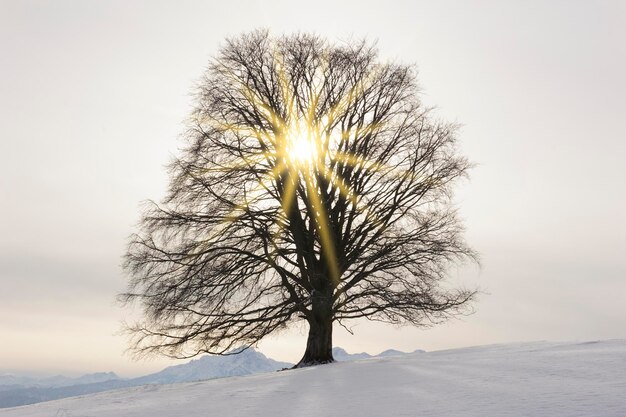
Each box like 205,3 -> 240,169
332,346 -> 422,361
332,347 -> 373,361
0,348 -> 291,409
378,348 -> 425,357
0,346 -> 419,408
0,372 -> 119,389
377,349 -> 406,357
132,347 -> 292,385
69,371 -> 120,386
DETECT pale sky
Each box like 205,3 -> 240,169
1,0 -> 625,377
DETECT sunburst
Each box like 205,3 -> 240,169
197,51 -> 398,286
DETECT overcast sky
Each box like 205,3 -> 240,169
1,0 -> 625,377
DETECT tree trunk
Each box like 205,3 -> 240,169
295,290 -> 334,367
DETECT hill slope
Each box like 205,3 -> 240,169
1,340 -> 624,417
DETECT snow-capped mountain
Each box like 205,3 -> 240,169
378,348 -> 425,357
332,347 -> 373,361
131,347 -> 292,385
332,346 -> 423,361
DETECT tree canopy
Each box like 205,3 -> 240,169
122,30 -> 476,366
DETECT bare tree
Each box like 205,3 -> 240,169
122,30 -> 476,367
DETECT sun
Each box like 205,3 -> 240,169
284,125 -> 318,166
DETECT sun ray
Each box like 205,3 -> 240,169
298,169 -> 339,285
317,163 -> 358,207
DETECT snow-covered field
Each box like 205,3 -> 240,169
2,340 -> 625,417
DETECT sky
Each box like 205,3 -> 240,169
1,0 -> 625,377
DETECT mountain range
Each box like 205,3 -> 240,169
0,346 -> 412,408
332,347 -> 423,361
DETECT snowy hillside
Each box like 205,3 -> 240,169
1,340 -> 625,417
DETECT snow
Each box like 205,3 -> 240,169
1,340 -> 625,417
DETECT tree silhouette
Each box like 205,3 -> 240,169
122,30 -> 476,367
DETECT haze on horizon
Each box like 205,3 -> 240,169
1,0 -> 625,377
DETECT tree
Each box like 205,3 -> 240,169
121,30 -> 476,367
